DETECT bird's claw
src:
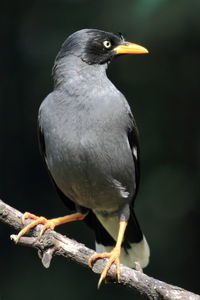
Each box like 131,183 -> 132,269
88,247 -> 121,288
21,212 -> 38,224
15,212 -> 55,243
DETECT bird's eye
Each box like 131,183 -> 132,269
103,40 -> 112,49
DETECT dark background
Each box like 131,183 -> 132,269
1,0 -> 200,299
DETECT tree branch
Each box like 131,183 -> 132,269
0,199 -> 199,300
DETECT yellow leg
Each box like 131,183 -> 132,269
15,211 -> 87,243
88,221 -> 127,288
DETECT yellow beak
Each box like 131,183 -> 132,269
113,42 -> 149,55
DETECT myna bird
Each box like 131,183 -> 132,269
16,29 -> 150,287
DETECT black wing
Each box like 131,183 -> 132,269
127,113 -> 140,200
123,113 -> 143,246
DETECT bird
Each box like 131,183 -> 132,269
15,29 -> 150,287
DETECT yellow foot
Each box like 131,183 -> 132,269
15,212 -> 56,243
15,211 -> 87,243
88,247 -> 121,288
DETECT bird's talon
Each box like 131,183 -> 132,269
15,212 -> 86,243
89,248 -> 121,288
15,213 -> 56,243
38,221 -> 55,238
21,212 -> 38,225
88,252 -> 105,268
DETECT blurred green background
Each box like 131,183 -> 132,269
1,0 -> 200,299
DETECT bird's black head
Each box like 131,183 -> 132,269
55,29 -> 148,65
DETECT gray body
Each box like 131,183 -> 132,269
38,29 -> 150,268
39,56 -> 135,215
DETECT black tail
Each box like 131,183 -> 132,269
123,207 -> 143,250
